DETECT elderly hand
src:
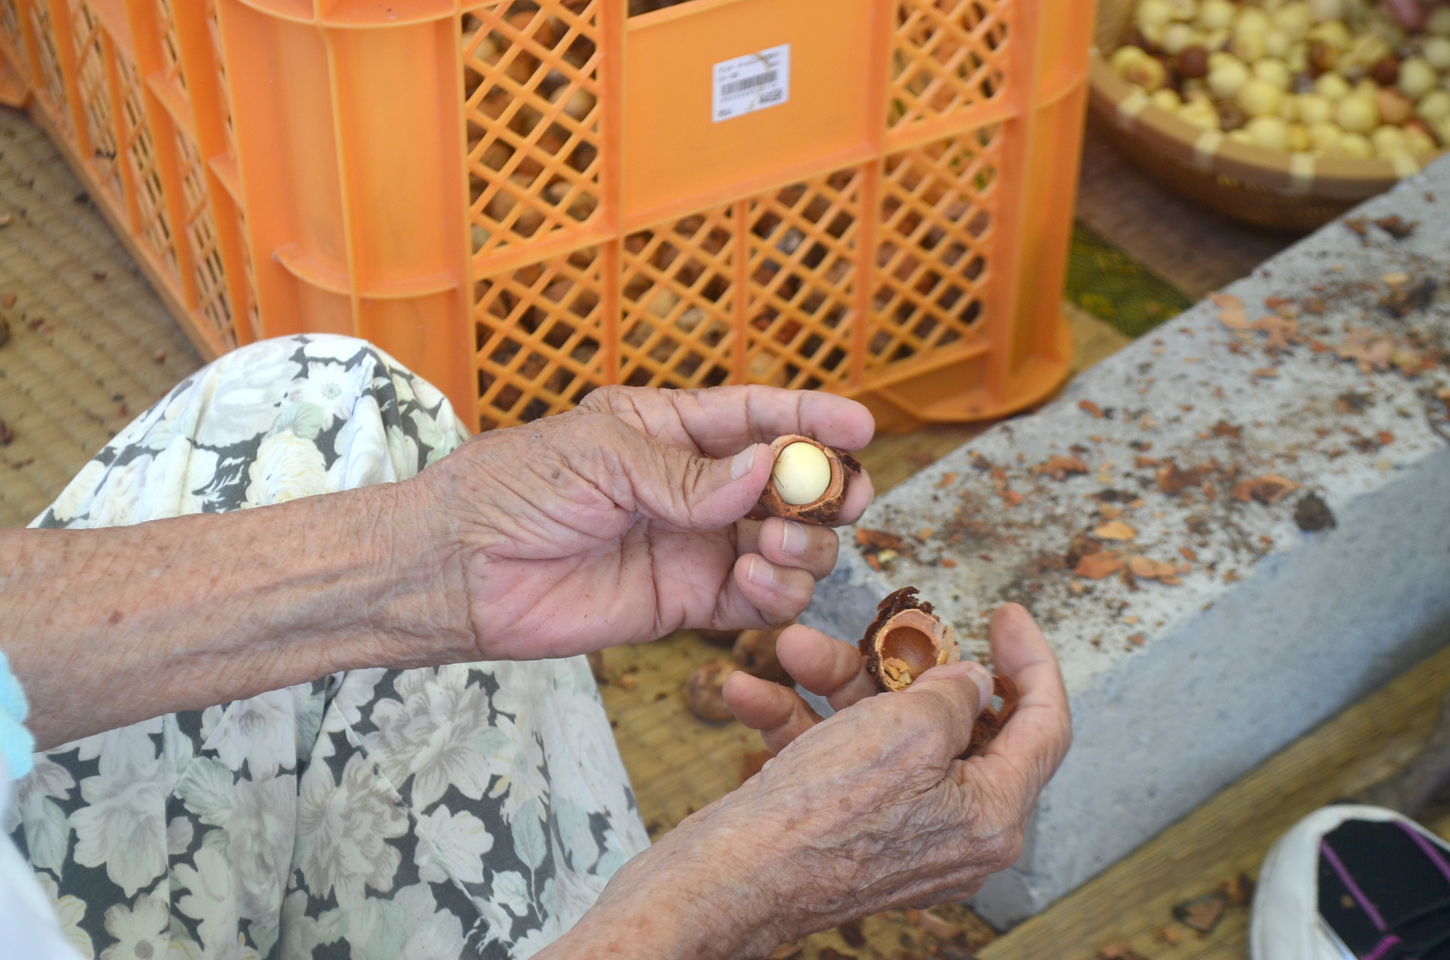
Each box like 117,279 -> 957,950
412,385 -> 874,661
539,603 -> 1071,960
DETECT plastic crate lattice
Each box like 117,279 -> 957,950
464,0 -> 603,260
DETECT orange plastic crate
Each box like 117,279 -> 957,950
0,0 -> 1095,432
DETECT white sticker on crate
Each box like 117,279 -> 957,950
712,44 -> 790,123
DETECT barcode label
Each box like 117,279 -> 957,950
712,44 -> 790,123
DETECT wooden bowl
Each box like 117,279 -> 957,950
1088,0 -> 1443,232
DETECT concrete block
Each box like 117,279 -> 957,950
801,165 -> 1450,927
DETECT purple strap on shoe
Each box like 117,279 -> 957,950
1323,839 -> 1389,931
1396,821 -> 1450,886
1364,934 -> 1403,960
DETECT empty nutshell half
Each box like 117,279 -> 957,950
858,586 -> 1019,756
756,435 -> 861,525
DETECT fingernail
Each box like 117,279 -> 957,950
731,444 -> 758,480
780,520 -> 807,556
965,662 -> 994,708
747,556 -> 776,586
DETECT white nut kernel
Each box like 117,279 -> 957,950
1112,45 -> 1150,76
1315,71 -> 1352,99
1419,88 -> 1450,121
1298,92 -> 1333,123
1423,36 -> 1450,71
1399,57 -> 1438,100
1335,93 -> 1379,132
1247,113 -> 1290,149
1200,0 -> 1236,29
1335,130 -> 1373,156
772,443 -> 832,505
1208,57 -> 1251,97
1371,124 -> 1408,156
1240,77 -> 1287,115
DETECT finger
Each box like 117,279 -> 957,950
581,385 -> 876,457
730,554 -> 818,624
722,671 -> 824,754
834,462 -> 875,526
774,624 -> 881,710
899,660 -> 996,764
570,416 -> 776,531
735,517 -> 839,581
973,604 -> 1072,805
668,386 -> 877,456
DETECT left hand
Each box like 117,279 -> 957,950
408,385 -> 874,661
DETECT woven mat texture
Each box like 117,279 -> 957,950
0,106 -> 201,528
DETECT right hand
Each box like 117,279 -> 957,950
540,603 -> 1071,960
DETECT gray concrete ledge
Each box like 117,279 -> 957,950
801,162 -> 1450,926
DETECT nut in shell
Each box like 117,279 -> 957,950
859,587 -> 1020,756
685,659 -> 737,722
733,626 -> 792,685
756,435 -> 861,525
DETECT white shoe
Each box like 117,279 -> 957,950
1251,804 -> 1450,960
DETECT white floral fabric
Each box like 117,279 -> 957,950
7,336 -> 649,959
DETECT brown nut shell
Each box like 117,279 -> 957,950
733,625 -> 792,685
858,587 -> 1019,757
685,659 -> 737,722
859,587 -> 959,692
756,435 -> 861,525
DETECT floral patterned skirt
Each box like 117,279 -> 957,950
5,336 -> 649,960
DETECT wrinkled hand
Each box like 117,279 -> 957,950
412,385 -> 873,661
543,604 -> 1071,960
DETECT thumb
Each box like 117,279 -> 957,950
607,424 -> 774,530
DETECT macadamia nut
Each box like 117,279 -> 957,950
1179,99 -> 1222,128
1419,88 -> 1450,120
1152,87 -> 1184,110
1309,19 -> 1351,49
1273,1 -> 1313,39
1247,113 -> 1291,148
1316,71 -> 1352,99
1376,87 -> 1414,125
1200,0 -> 1237,30
1309,118 -> 1345,150
1336,130 -> 1373,155
771,442 -> 832,505
1114,46 -> 1150,77
1297,92 -> 1333,123
1405,125 -> 1438,154
1253,57 -> 1292,88
1163,22 -> 1201,54
1336,93 -> 1379,131
1399,57 -> 1439,100
1209,56 -> 1252,97
1137,0 -> 1175,27
1231,29 -> 1268,61
1237,7 -> 1273,33
1309,0 -> 1344,22
1240,76 -> 1287,114
1430,6 -> 1450,36
1371,123 -> 1409,155
1424,36 -> 1450,71
1126,55 -> 1170,90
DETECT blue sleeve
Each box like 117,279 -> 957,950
0,650 -> 34,781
